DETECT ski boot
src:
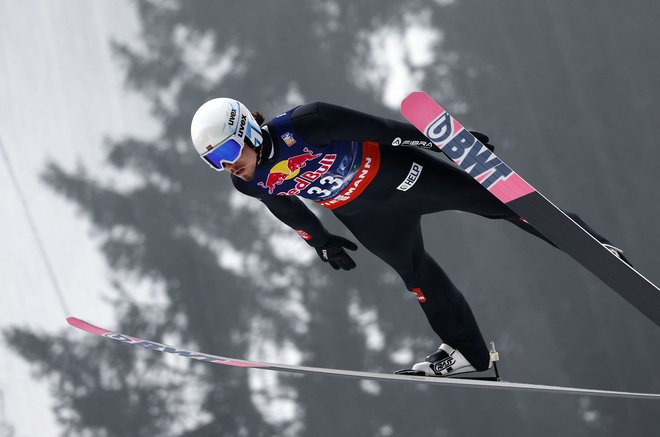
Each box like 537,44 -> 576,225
395,342 -> 501,381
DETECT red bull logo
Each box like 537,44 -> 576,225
257,171 -> 289,194
258,148 -> 324,194
285,155 -> 336,196
316,142 -> 380,209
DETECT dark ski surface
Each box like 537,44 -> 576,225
400,92 -> 660,327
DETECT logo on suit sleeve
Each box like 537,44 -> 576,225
281,132 -> 297,147
397,163 -> 423,191
392,137 -> 433,149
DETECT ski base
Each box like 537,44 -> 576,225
67,317 -> 660,400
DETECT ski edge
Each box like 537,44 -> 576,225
66,317 -> 659,400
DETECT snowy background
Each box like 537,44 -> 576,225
1,1 -> 156,435
1,1 -> 659,436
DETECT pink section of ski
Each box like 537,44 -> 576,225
401,92 -> 439,131
67,317 -> 111,336
490,173 -> 534,204
401,92 -> 535,204
67,317 -> 140,341
68,317 -> 271,369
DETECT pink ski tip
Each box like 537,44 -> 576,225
401,91 -> 444,133
66,317 -> 110,336
400,91 -> 429,114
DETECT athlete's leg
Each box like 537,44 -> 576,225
333,205 -> 491,370
381,146 -> 612,247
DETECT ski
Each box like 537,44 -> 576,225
400,92 -> 660,327
67,317 -> 659,400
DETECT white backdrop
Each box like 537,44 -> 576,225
0,1 -> 156,435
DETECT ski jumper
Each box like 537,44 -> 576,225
232,102 -> 611,370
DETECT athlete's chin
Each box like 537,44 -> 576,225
241,173 -> 255,181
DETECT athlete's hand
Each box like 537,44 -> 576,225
315,235 -> 358,270
469,131 -> 495,152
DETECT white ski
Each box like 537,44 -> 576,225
67,317 -> 659,400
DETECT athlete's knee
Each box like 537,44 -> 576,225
399,255 -> 429,290
397,267 -> 417,290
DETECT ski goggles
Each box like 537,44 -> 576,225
201,138 -> 244,170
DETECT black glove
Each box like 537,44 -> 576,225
315,235 -> 358,270
469,131 -> 495,152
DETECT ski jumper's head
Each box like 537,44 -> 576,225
191,98 -> 263,180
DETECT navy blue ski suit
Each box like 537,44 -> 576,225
232,102 -> 610,370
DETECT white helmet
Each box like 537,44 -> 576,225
190,98 -> 263,170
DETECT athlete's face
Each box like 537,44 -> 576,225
222,142 -> 257,181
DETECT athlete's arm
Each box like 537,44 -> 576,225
290,101 -> 494,151
290,101 -> 429,146
232,175 -> 332,247
232,176 -> 358,270
261,195 -> 332,247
